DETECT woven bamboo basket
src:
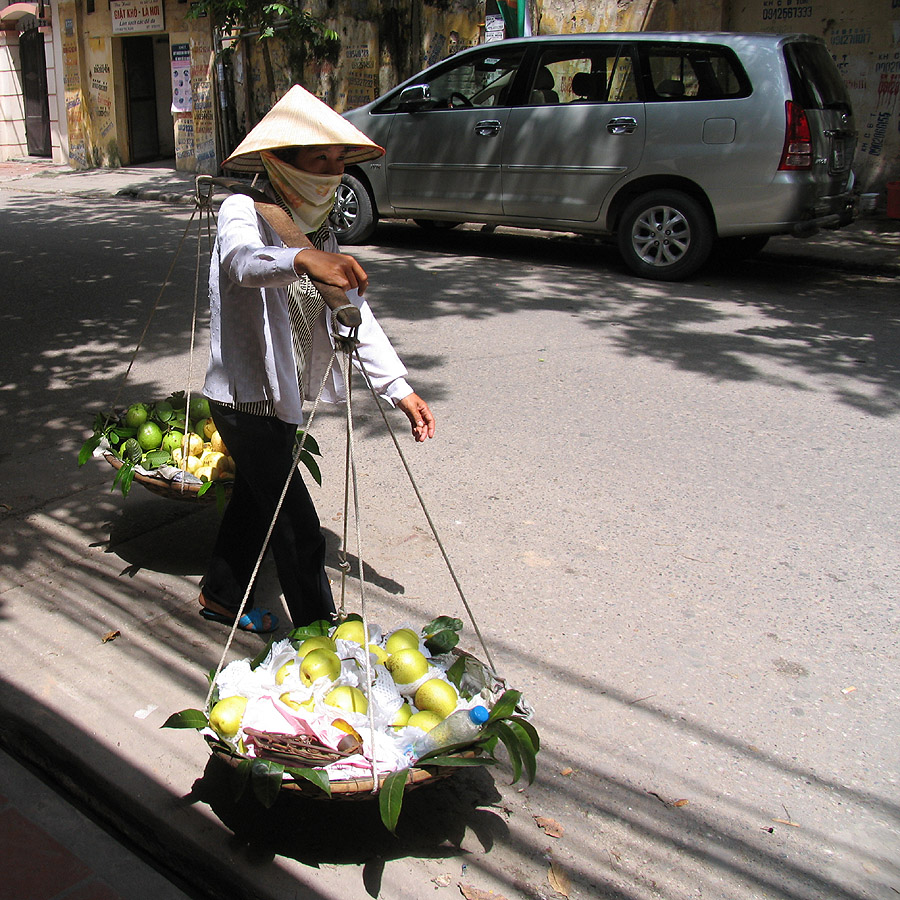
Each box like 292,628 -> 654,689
104,452 -> 232,502
206,734 -> 476,799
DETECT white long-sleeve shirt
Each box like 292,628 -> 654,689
204,193 -> 412,424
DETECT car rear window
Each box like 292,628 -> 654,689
783,41 -> 852,111
640,43 -> 751,101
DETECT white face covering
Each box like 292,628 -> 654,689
261,150 -> 342,233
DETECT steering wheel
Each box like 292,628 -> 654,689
448,91 -> 474,108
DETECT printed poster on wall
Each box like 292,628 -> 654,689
171,43 -> 192,112
110,0 -> 164,35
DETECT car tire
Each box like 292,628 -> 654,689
413,219 -> 463,231
330,174 -> 376,245
617,190 -> 713,281
714,234 -> 770,260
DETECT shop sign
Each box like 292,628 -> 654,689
110,0 -> 165,34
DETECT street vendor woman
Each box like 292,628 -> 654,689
198,85 -> 435,634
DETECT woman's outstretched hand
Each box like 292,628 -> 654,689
397,393 -> 436,442
294,248 -> 369,295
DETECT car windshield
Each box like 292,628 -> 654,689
784,42 -> 852,111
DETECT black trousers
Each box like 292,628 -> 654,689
200,401 -> 335,627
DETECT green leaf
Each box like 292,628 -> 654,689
296,429 -> 321,456
510,715 -> 541,753
112,461 -> 135,497
142,449 -> 171,470
488,689 -> 522,723
214,482 -> 228,514
504,719 -> 537,784
288,619 -> 333,642
415,755 -> 496,768
197,480 -> 214,498
445,655 -> 466,690
490,720 -> 523,783
421,616 -> 463,636
298,450 -> 322,485
160,708 -> 209,729
285,766 -> 332,796
424,630 -> 459,654
250,637 -> 275,670
234,758 -> 251,801
250,758 -> 284,808
78,434 -> 102,466
378,767 -> 409,834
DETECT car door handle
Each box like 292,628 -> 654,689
607,117 -> 638,135
474,119 -> 502,137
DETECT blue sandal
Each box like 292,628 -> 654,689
200,607 -> 279,634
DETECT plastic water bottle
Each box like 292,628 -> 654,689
413,705 -> 489,757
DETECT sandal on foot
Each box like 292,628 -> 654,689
200,607 -> 279,634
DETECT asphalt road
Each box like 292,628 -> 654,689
1,193 -> 898,900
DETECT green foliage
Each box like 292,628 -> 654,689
188,0 -> 341,80
422,616 -> 463,654
378,767 -> 410,834
161,708 -> 209,729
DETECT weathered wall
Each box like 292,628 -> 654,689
725,0 -> 898,195
54,0 -> 215,171
533,0 -> 723,35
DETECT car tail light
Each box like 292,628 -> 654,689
778,100 -> 812,170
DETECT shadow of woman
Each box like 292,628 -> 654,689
191,753 -> 506,882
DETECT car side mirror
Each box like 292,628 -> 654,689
397,84 -> 432,111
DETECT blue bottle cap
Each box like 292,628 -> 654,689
469,705 -> 489,724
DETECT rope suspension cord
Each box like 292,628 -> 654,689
350,345 -> 497,674
204,336 -> 342,710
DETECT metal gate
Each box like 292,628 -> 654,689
20,27 -> 51,157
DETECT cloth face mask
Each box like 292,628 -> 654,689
261,151 -> 342,233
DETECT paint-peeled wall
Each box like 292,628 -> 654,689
725,0 -> 898,194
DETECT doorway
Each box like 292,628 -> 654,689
20,27 -> 51,157
123,34 -> 174,163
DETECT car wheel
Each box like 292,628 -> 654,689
413,219 -> 463,231
617,190 -> 713,281
330,174 -> 376,245
715,234 -> 770,260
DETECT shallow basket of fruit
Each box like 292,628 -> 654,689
78,391 -> 322,504
164,615 -> 539,831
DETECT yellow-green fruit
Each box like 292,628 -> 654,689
279,692 -> 315,712
209,696 -> 248,739
332,619 -> 366,645
407,710 -> 442,733
275,660 -> 296,685
299,648 -> 341,686
414,678 -> 459,719
385,648 -> 430,684
324,685 -> 368,714
390,703 -> 413,728
368,643 -> 389,665
385,627 -> 419,655
296,635 -> 337,658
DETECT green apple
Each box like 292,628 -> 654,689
414,678 -> 459,719
209,695 -> 248,739
296,635 -> 337,657
279,691 -> 315,712
407,710 -> 442,733
275,660 -> 296,685
299,648 -> 341,686
332,619 -> 366,645
385,648 -> 429,684
385,627 -> 419,655
324,685 -> 368,714
390,703 -> 413,728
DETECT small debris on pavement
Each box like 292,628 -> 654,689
559,767 -> 573,776
432,873 -> 452,887
547,859 -> 571,897
459,884 -> 508,900
102,630 -> 120,643
842,686 -> 857,694
534,815 -> 564,838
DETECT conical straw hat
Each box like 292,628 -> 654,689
222,84 -> 384,173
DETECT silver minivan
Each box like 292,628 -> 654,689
332,32 -> 857,280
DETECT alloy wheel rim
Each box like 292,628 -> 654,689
330,183 -> 359,234
631,205 -> 691,266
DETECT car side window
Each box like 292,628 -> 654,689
643,44 -> 751,101
529,45 -> 640,105
377,49 -> 526,112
